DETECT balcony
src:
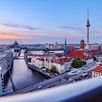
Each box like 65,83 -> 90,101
0,76 -> 102,102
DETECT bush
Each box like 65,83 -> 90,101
71,57 -> 86,68
48,66 -> 58,73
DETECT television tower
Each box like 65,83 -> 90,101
86,9 -> 90,49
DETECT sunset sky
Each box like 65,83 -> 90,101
0,0 -> 102,44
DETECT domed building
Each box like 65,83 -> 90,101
13,40 -> 19,46
10,40 -> 20,48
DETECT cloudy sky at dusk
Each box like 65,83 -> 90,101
0,0 -> 102,44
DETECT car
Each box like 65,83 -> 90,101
67,69 -> 79,76
41,67 -> 47,71
71,70 -> 78,73
67,78 -> 73,83
41,67 -> 45,69
78,76 -> 84,80
38,85 -> 42,89
67,71 -> 78,76
42,68 -> 47,71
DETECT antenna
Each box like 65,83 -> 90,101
87,8 -> 89,20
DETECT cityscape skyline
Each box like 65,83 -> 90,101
0,0 -> 102,44
0,0 -> 102,101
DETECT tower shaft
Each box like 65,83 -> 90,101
86,9 -> 90,49
87,24 -> 89,45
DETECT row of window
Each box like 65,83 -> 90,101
92,71 -> 102,77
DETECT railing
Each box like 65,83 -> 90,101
0,76 -> 102,102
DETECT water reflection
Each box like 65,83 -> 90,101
6,51 -> 46,92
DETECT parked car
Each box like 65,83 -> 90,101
67,70 -> 78,76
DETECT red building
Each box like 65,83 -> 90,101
80,39 -> 85,49
67,44 -> 75,51
68,49 -> 98,60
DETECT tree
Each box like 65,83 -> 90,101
43,48 -> 49,53
48,66 -> 58,73
71,57 -> 86,68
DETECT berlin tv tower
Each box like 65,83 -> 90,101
86,9 -> 90,49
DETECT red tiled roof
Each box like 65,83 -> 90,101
92,65 -> 102,72
68,49 -> 99,59
67,45 -> 74,50
31,54 -> 60,58
69,50 -> 85,59
55,53 -> 63,57
52,57 -> 71,64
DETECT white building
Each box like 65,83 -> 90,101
51,58 -> 72,73
29,54 -> 72,73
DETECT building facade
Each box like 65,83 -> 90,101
80,39 -> 85,49
28,53 -> 72,73
92,64 -> 102,77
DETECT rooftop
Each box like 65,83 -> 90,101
69,49 -> 99,59
52,57 -> 71,64
92,64 -> 102,72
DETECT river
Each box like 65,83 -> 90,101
5,50 -> 46,92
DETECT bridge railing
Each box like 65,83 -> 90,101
0,76 -> 102,102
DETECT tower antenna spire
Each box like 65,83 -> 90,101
87,8 -> 89,20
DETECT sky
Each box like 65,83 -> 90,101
0,0 -> 102,44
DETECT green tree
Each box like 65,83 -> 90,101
71,57 -> 86,68
48,66 -> 58,73
43,48 -> 49,53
